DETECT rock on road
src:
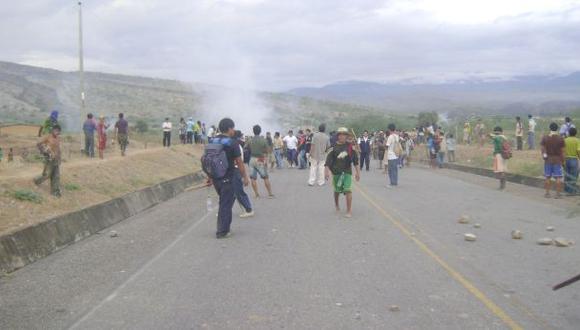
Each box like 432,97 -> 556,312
1,165 -> 579,329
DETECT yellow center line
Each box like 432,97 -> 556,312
355,183 -> 523,330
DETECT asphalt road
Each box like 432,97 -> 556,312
1,164 -> 579,329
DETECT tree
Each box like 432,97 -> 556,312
417,111 -> 439,127
135,119 -> 149,133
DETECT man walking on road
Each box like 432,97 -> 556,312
325,127 -> 360,218
208,118 -> 249,239
162,117 -> 172,147
541,123 -> 565,198
359,130 -> 371,171
246,125 -> 275,199
233,130 -> 254,218
308,123 -> 330,186
386,124 -> 400,187
114,113 -> 129,156
491,126 -> 508,190
283,130 -> 298,168
34,125 -> 62,197
83,113 -> 97,158
515,116 -> 524,151
375,130 -> 386,169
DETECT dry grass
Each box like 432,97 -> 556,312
0,141 -> 203,236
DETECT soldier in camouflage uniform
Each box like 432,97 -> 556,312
34,125 -> 62,197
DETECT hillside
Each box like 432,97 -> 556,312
0,61 -> 384,132
289,74 -> 580,115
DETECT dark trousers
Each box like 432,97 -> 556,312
388,159 -> 398,186
85,133 -> 94,157
360,152 -> 370,170
34,161 -> 61,196
186,132 -> 193,144
233,169 -> 252,212
564,158 -> 578,194
213,177 -> 235,236
163,132 -> 171,147
516,136 -> 523,151
287,149 -> 298,166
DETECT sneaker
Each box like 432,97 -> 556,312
344,213 -> 352,219
240,211 -> 255,218
216,232 -> 232,239
267,194 -> 275,199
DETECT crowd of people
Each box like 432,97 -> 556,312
4,108 -> 579,238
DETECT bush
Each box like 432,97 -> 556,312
10,190 -> 43,203
135,119 -> 149,133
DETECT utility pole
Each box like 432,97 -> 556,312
78,1 -> 85,153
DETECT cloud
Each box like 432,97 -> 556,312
1,0 -> 580,90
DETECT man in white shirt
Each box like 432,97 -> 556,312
283,130 -> 298,168
308,124 -> 330,186
386,124 -> 400,187
528,114 -> 537,150
162,118 -> 172,147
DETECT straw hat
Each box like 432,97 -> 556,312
337,127 -> 351,135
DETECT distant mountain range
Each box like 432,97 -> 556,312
289,73 -> 580,116
0,61 -> 378,131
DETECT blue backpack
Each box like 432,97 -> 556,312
201,137 -> 231,179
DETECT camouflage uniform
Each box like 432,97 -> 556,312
34,134 -> 62,197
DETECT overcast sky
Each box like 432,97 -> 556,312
2,0 -> 580,91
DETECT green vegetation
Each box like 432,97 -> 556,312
135,119 -> 149,133
64,183 -> 81,191
9,190 -> 43,204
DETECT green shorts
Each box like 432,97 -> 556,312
332,173 -> 352,194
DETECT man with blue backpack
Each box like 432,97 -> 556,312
202,118 -> 249,239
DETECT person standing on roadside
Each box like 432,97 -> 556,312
207,118 -> 249,239
563,127 -> 580,195
266,132 -> 275,170
34,125 -> 62,197
514,116 -> 524,151
8,147 -> 14,162
325,127 -> 360,218
283,130 -> 298,168
491,127 -> 508,190
386,124 -> 400,187
178,118 -> 187,144
560,117 -> 575,138
446,133 -> 456,163
97,115 -> 109,159
273,132 -> 284,169
541,123 -> 565,198
358,130 -> 371,171
246,125 -> 275,199
83,113 -> 97,158
308,123 -> 330,186
375,130 -> 386,169
186,117 -> 194,144
114,113 -> 129,156
162,117 -> 172,147
528,114 -> 537,150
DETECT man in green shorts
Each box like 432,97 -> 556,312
325,127 -> 360,218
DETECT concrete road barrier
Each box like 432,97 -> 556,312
0,171 -> 206,275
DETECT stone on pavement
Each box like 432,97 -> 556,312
554,238 -> 571,247
511,230 -> 523,240
546,226 -> 555,232
109,230 -> 119,238
458,215 -> 471,224
537,238 -> 553,246
473,223 -> 481,229
464,233 -> 477,242
389,305 -> 400,312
